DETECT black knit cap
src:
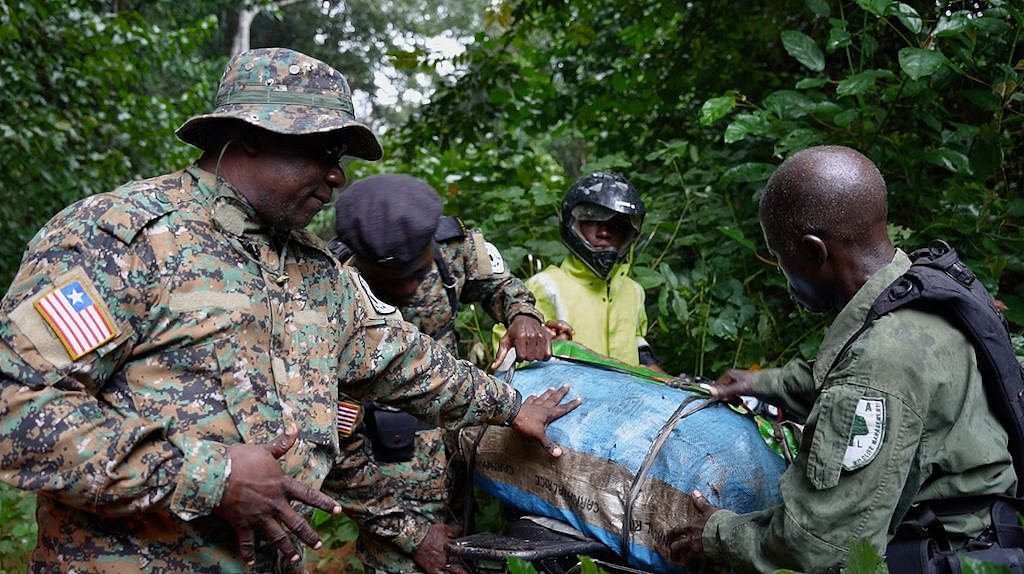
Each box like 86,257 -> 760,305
334,174 -> 442,267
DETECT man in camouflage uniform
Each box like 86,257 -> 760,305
659,146 -> 1016,573
329,174 -> 566,573
0,47 -> 579,574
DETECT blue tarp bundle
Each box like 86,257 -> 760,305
465,359 -> 787,573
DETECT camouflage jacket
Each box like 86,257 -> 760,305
702,249 -> 1017,573
330,220 -> 541,558
0,166 -> 517,574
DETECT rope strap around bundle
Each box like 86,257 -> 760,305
620,395 -> 718,558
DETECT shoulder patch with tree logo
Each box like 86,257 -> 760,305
843,397 -> 886,471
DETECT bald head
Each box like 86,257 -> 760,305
760,145 -> 889,259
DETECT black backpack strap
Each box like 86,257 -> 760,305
992,497 -> 1024,549
885,538 -> 944,574
428,240 -> 461,341
831,241 -> 1024,495
327,238 -> 353,263
434,216 -> 466,242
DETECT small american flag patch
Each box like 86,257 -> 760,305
34,278 -> 117,360
337,401 -> 363,437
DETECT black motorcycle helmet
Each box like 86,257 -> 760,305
559,172 -> 645,279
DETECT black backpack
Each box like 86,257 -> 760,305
840,240 -> 1024,492
842,241 -> 1024,573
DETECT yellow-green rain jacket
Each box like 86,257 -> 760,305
494,254 -> 649,366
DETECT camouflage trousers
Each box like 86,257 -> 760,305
359,427 -> 450,574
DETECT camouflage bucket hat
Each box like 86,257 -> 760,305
176,47 -> 383,161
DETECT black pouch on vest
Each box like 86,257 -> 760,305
887,497 -> 1024,574
364,407 -> 421,463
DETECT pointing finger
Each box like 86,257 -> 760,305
284,478 -> 341,515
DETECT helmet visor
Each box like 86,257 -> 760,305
570,204 -> 643,235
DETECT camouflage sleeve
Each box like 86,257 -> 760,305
750,358 -> 817,422
338,269 -> 518,428
457,231 -> 543,326
323,433 -> 433,555
0,196 -> 229,520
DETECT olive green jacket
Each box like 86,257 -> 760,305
703,249 -> 1016,573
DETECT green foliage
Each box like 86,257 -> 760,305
245,0 -> 493,125
0,0 -> 224,291
844,539 -> 888,574
700,0 -> 1024,316
774,538 -> 1016,573
960,555 -> 1013,574
379,0 -> 1023,375
0,483 -> 36,573
310,509 -> 363,572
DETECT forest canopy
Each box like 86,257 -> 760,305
1,0 -> 1021,376
0,1 -> 1021,570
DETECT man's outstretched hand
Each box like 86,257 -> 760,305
509,385 -> 582,457
491,315 -> 553,370
215,426 -> 342,565
658,490 -> 720,569
710,369 -> 755,402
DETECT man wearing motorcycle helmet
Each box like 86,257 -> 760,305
496,172 -> 663,371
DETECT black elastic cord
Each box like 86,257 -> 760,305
620,396 -> 718,557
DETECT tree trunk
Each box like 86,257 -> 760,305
231,7 -> 258,56
230,0 -> 303,56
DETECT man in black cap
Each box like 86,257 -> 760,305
328,173 -> 567,574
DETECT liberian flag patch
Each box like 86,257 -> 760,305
34,278 -> 117,360
337,401 -> 363,437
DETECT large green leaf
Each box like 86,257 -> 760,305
764,90 -> 814,119
780,30 -> 825,72
774,127 -> 822,156
924,147 -> 971,173
835,69 -> 895,97
700,95 -> 736,125
855,0 -> 892,17
970,15 -> 1011,35
805,100 -> 843,120
795,77 -> 829,89
717,225 -> 758,252
805,0 -> 830,17
891,3 -> 923,34
724,113 -> 771,144
935,10 -> 970,37
827,25 -> 852,52
898,48 -> 947,80
832,108 -> 860,127
721,162 -> 776,183
844,539 -> 887,574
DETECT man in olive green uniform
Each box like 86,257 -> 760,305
0,48 -> 578,574
329,174 -> 558,573
660,145 -> 1016,573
